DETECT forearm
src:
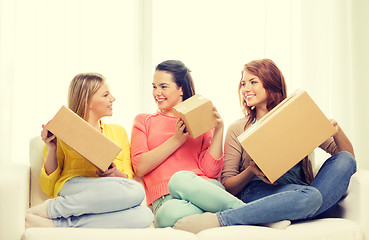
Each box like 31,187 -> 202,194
136,137 -> 183,177
44,148 -> 58,175
223,167 -> 255,196
208,126 -> 224,159
334,129 -> 355,157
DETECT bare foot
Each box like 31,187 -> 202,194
27,199 -> 50,218
25,213 -> 54,228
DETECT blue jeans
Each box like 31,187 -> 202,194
217,151 -> 356,226
154,171 -> 245,228
48,177 -> 154,228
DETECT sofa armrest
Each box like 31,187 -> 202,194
339,170 -> 369,239
0,163 -> 30,240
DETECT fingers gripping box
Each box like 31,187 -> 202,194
173,94 -> 218,139
237,89 -> 337,183
45,105 -> 122,172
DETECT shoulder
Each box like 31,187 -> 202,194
133,113 -> 152,123
133,112 -> 163,126
102,123 -> 129,142
226,117 -> 249,136
103,122 -> 126,133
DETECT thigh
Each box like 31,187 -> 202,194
169,171 -> 244,212
59,177 -> 136,196
155,198 -> 203,228
241,180 -> 309,203
50,177 -> 145,219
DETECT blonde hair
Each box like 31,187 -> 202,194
68,73 -> 105,121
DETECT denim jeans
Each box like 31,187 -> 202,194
48,176 -> 154,228
154,171 -> 245,228
217,151 -> 356,226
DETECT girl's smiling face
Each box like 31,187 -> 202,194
240,70 -> 268,109
89,81 -> 115,119
152,70 -> 183,116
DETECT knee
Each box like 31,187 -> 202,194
127,180 -> 146,205
114,179 -> 145,206
298,187 -> 322,218
168,171 -> 197,196
169,171 -> 196,187
132,206 -> 154,228
336,151 -> 357,175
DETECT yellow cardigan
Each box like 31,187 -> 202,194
40,122 -> 134,198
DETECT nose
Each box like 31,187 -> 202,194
241,82 -> 250,95
153,88 -> 161,96
110,95 -> 116,102
244,82 -> 251,91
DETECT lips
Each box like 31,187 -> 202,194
156,98 -> 166,103
246,94 -> 255,101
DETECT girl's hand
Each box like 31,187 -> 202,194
96,163 -> 128,178
249,161 -> 275,185
329,119 -> 341,137
41,124 -> 57,150
213,106 -> 224,130
172,118 -> 189,145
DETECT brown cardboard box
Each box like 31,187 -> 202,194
173,94 -> 217,139
45,105 -> 122,172
237,89 -> 336,183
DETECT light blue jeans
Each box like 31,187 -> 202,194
48,176 -> 154,228
217,151 -> 357,226
154,171 -> 245,228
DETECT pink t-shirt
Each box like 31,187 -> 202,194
130,112 -> 223,205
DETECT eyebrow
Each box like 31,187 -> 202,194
152,83 -> 169,86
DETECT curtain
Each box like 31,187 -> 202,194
0,0 -> 141,164
1,0 -> 368,169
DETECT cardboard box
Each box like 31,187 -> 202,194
237,89 -> 336,183
45,105 -> 122,172
173,94 -> 217,139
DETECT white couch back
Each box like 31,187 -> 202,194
29,136 -> 49,207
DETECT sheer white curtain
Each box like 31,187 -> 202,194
1,0 -> 368,169
148,0 -> 368,169
149,0 -> 302,134
0,0 -> 141,164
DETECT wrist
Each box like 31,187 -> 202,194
47,145 -> 57,152
170,135 -> 185,146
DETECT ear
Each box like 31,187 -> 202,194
179,87 -> 183,96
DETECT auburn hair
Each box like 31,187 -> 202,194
238,59 -> 287,129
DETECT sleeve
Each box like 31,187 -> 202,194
130,113 -> 150,173
197,129 -> 224,179
221,124 -> 244,185
39,139 -> 64,197
112,125 -> 134,179
319,137 -> 338,155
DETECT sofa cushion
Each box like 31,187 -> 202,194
24,227 -> 197,240
197,218 -> 363,240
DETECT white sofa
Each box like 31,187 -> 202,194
0,136 -> 368,240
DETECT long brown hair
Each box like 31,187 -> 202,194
68,73 -> 105,121
238,59 -> 287,129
